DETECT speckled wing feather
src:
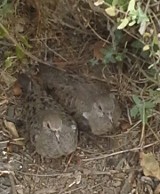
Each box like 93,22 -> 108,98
37,64 -> 121,135
17,73 -> 78,158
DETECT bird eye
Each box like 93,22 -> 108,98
94,103 -> 104,117
46,122 -> 51,129
93,103 -> 103,113
98,105 -> 103,111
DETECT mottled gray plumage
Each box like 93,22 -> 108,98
37,64 -> 121,135
18,73 -> 78,158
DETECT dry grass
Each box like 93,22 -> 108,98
0,0 -> 160,193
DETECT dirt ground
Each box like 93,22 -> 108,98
0,1 -> 160,194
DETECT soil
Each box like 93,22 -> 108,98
0,1 -> 160,194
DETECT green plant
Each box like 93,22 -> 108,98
130,95 -> 155,123
102,46 -> 125,64
0,0 -> 13,19
0,23 -> 32,70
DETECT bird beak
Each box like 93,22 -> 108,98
108,112 -> 113,123
82,112 -> 89,119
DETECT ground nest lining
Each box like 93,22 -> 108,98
0,0 -> 160,194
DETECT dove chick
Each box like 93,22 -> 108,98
17,73 -> 78,158
37,64 -> 121,135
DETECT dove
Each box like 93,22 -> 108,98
37,64 -> 121,135
17,73 -> 78,158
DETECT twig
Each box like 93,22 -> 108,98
0,138 -> 24,144
0,168 -> 17,194
16,171 -> 72,177
139,68 -> 158,85
82,141 -> 159,161
0,23 -> 82,68
8,173 -> 17,194
44,43 -> 68,62
139,101 -> 146,146
126,104 -> 132,125
34,188 -> 56,194
88,23 -> 110,44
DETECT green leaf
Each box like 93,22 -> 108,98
112,0 -> 118,6
4,56 -> 16,69
145,101 -> 155,109
0,2 -> 13,17
143,44 -> 150,51
130,10 -> 138,21
20,36 -> 32,48
136,4 -> 149,35
138,20 -> 147,35
129,20 -> 136,26
118,0 -> 128,11
139,104 -> 144,121
137,4 -> 149,24
89,58 -> 99,66
0,26 -> 6,37
130,106 -> 139,118
127,0 -> 136,12
115,53 -> 123,61
114,30 -> 123,45
132,95 -> 142,106
104,0 -> 112,5
117,17 -> 130,29
131,40 -> 143,49
102,48 -> 116,64
94,0 -> 104,6
15,46 -> 25,59
153,34 -> 159,45
105,6 -> 116,16
0,0 -> 8,9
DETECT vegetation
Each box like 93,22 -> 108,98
93,0 -> 159,125
0,0 -> 160,144
0,1 -> 160,192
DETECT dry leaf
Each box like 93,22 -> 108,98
15,23 -> 24,33
140,152 -> 160,180
15,18 -> 26,33
0,99 -> 8,106
120,122 -> 131,132
4,120 -> 19,138
12,81 -> 22,96
93,41 -> 106,60
1,71 -> 16,88
9,138 -> 24,147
